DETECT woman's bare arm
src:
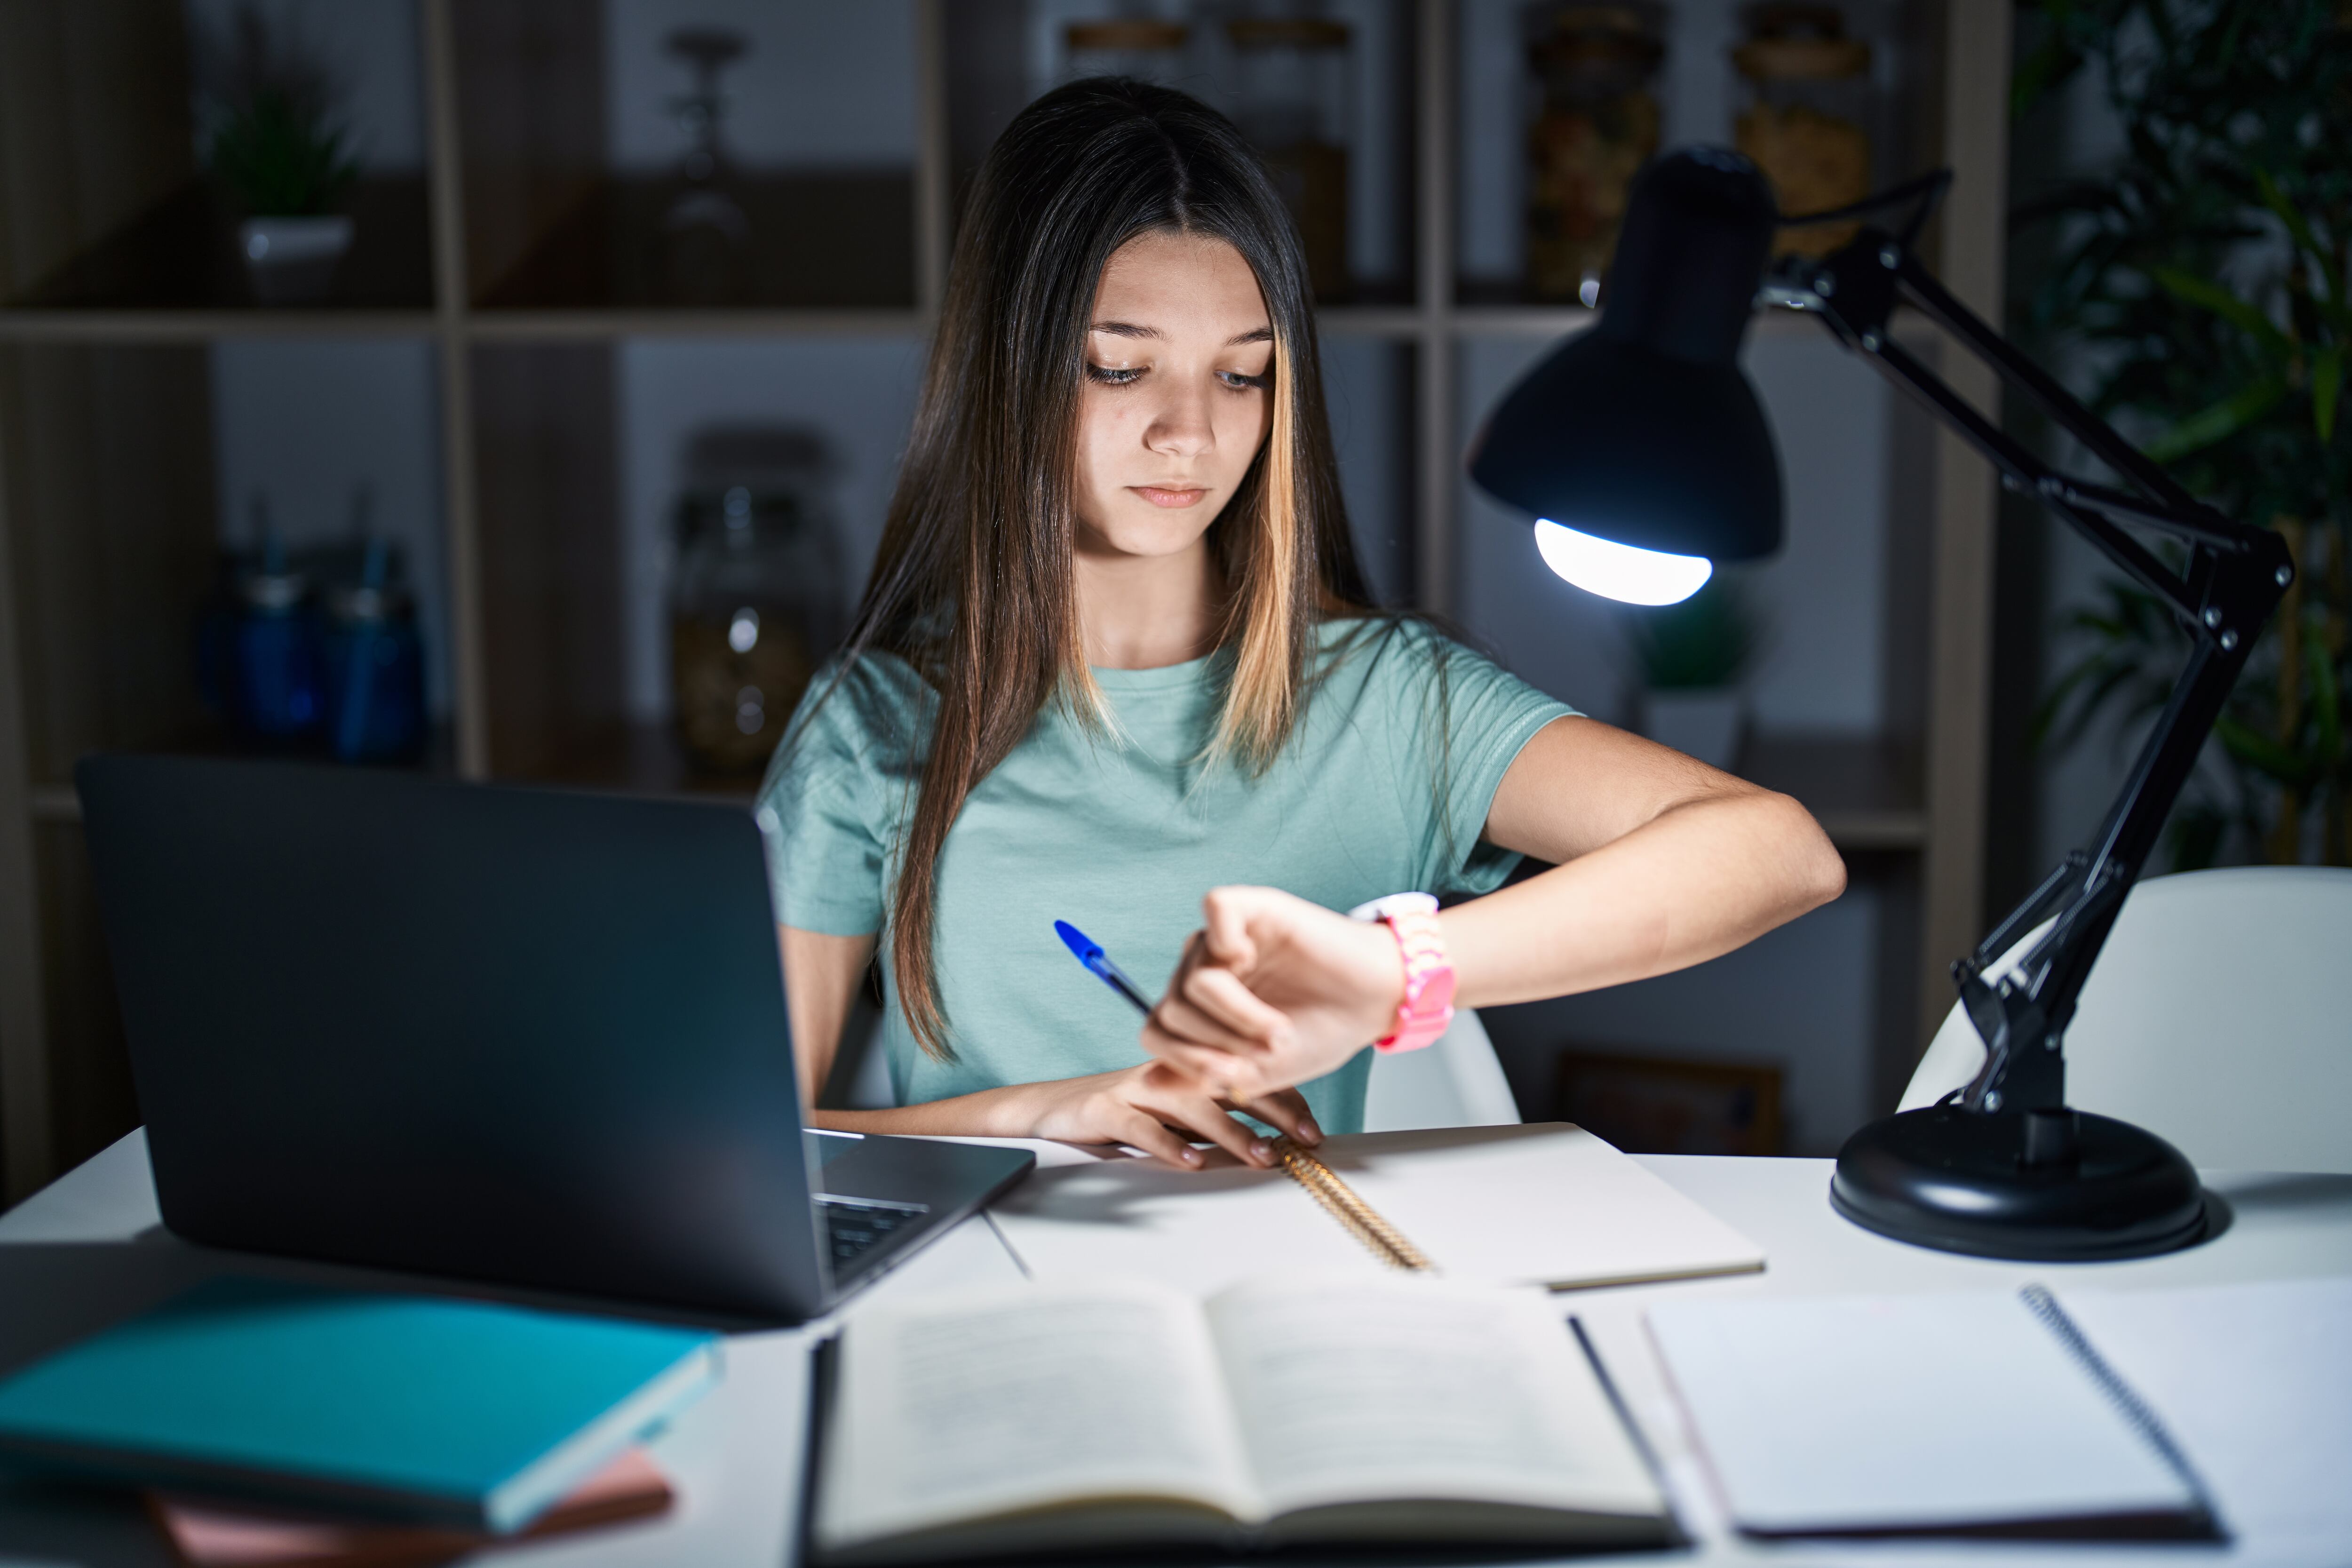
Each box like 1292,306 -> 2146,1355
780,926 -> 876,1109
779,923 -> 1316,1167
1448,714 -> 1846,1006
1139,716 -> 1847,1097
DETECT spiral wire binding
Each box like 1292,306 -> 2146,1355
2018,1284 -> 2223,1535
1271,1137 -> 1434,1272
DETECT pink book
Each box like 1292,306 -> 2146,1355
148,1449 -> 672,1568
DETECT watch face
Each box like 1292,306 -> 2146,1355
1347,891 -> 1440,922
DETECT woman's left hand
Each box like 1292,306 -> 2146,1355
1142,886 -> 1405,1100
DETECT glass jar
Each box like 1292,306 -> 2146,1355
668,436 -> 844,774
1061,18 -> 1191,86
1733,4 -> 1875,259
1526,5 -> 1664,306
1226,16 -> 1352,300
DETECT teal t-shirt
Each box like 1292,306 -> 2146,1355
756,618 -> 1574,1134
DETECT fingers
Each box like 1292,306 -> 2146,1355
1107,1106 -> 1205,1170
1136,1065 -> 1277,1168
1178,963 -> 1292,1049
1232,1086 -> 1322,1146
1152,990 -> 1267,1061
1140,1025 -> 1265,1103
1199,886 -> 1267,967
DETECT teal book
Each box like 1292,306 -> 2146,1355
0,1277 -> 718,1535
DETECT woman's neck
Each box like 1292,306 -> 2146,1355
1073,532 -> 1228,670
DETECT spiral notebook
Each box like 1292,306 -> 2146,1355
1647,1285 -> 2225,1540
987,1122 -> 1765,1294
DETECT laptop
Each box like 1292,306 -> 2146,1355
74,754 -> 1033,1322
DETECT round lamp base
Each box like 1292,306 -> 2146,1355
1831,1105 -> 2206,1261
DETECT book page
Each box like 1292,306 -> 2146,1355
1203,1276 -> 1664,1521
814,1281 -> 1261,1554
988,1125 -> 1763,1295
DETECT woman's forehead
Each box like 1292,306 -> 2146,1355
1093,231 -> 1270,341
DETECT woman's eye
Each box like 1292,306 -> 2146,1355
1086,363 -> 1143,386
1219,369 -> 1272,391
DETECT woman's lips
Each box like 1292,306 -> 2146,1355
1131,485 -> 1209,508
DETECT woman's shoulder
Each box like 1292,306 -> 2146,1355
1310,612 -> 1572,732
1313,613 -> 1494,688
764,648 -> 935,790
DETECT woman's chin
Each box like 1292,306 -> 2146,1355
1079,509 -> 1219,562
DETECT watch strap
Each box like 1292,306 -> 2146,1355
1373,909 -> 1454,1054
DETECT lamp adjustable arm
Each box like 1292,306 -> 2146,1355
1768,227 -> 2293,1120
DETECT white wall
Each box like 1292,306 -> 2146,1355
207,340 -> 450,719
1321,334 -> 1411,605
604,0 -> 918,173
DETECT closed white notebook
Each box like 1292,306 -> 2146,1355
1647,1287 -> 2219,1539
987,1123 -> 1765,1295
2060,1278 -> 2352,1558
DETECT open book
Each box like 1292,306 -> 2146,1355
810,1275 -> 1677,1564
988,1123 -> 1764,1295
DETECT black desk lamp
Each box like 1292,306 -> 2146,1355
1468,149 -> 2293,1261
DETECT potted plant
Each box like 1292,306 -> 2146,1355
2018,0 -> 2349,866
199,5 -> 359,303
1625,575 -> 1756,769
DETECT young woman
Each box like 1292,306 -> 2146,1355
762,80 -> 1843,1170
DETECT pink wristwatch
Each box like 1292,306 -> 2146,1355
1347,892 -> 1455,1054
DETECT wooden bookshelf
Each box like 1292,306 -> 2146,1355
0,0 -> 2007,1198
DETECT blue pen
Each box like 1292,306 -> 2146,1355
1055,920 -> 1154,1015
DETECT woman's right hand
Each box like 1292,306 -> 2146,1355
998,1064 -> 1320,1170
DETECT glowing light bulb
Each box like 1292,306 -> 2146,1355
1532,519 -> 1713,605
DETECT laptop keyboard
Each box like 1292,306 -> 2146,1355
819,1198 -> 925,1267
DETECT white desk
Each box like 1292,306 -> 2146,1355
1,1131 -> 2346,1568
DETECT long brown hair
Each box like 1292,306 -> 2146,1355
830,78 -> 1374,1057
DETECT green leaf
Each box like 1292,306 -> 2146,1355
2253,169 -> 2345,309
2314,347 -> 2343,443
2213,713 -> 2312,786
2308,629 -> 2343,774
2142,376 -> 2286,463
2152,264 -> 2291,353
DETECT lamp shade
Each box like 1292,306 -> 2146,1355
1468,149 -> 1785,568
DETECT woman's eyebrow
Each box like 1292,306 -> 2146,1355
1087,322 -> 1274,345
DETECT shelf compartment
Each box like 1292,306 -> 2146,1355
470,342 -> 628,781
473,174 -> 918,312
12,178 -> 437,312
940,0 -> 1418,308
0,343 -> 222,783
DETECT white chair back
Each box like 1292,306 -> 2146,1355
1362,1008 -> 1522,1132
1900,867 -> 2352,1173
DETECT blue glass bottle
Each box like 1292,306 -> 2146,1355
230,533 -> 324,742
321,538 -> 425,764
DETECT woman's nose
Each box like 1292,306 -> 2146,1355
1144,384 -> 1215,457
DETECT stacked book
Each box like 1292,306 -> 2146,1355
0,1277 -> 716,1566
